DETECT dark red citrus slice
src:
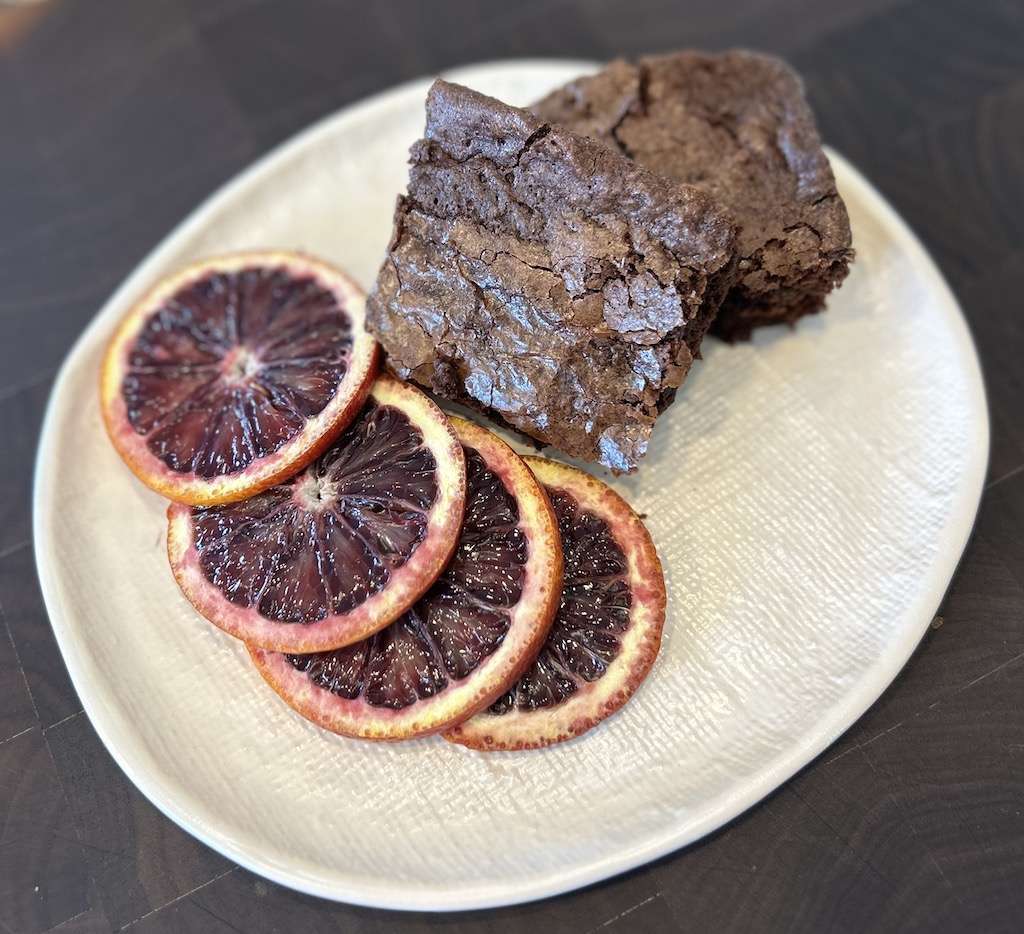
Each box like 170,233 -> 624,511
248,417 -> 563,740
167,377 -> 465,653
445,457 -> 665,751
101,251 -> 379,505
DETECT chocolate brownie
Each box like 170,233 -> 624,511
533,51 -> 853,341
366,79 -> 737,472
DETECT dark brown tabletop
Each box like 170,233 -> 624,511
2,1 -> 1023,932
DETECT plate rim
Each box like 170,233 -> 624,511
32,58 -> 990,912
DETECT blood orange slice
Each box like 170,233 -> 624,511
101,251 -> 379,505
248,418 -> 563,741
445,458 -> 665,751
167,377 -> 465,653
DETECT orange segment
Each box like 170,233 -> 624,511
248,418 -> 564,740
167,377 -> 466,653
101,251 -> 379,505
445,457 -> 666,751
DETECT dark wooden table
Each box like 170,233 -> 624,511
2,1 -> 1022,931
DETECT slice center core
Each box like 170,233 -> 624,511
293,471 -> 338,511
221,345 -> 260,383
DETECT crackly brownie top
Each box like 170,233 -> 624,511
533,51 -> 852,288
366,79 -> 736,471
413,78 -> 736,316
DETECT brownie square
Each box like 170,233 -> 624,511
533,51 -> 854,341
366,79 -> 737,472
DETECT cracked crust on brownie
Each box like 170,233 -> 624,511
366,79 -> 737,473
533,50 -> 854,341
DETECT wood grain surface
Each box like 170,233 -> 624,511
1,1 -> 1022,931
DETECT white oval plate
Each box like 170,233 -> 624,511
34,60 -> 988,911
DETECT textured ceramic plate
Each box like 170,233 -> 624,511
34,60 -> 988,911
